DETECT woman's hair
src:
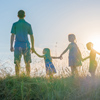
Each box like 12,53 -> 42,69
68,34 -> 76,42
43,48 -> 51,56
18,10 -> 25,18
86,42 -> 93,50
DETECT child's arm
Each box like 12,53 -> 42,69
33,49 -> 44,58
82,56 -> 90,61
51,56 -> 60,59
60,46 -> 69,57
96,51 -> 100,55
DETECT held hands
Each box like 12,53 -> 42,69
60,55 -> 63,60
31,48 -> 35,53
81,58 -> 85,62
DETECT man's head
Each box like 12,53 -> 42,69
18,10 -> 25,19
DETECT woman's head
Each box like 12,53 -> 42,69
68,34 -> 76,42
86,42 -> 93,50
43,48 -> 51,55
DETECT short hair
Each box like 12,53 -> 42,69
86,42 -> 93,50
68,34 -> 76,42
18,10 -> 25,18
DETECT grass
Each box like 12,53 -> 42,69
0,75 -> 100,100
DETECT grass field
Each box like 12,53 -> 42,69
1,52 -> 100,100
0,75 -> 100,100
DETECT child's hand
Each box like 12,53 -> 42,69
60,56 -> 63,60
81,58 -> 85,62
57,56 -> 61,59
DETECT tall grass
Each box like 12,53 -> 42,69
0,75 -> 100,100
1,48 -> 100,100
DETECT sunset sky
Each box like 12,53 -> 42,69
0,0 -> 100,57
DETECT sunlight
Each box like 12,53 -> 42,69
92,37 -> 100,52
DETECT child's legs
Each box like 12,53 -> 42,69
90,72 -> 95,78
71,66 -> 78,75
90,69 -> 96,78
71,66 -> 76,76
89,65 -> 96,78
49,73 -> 53,77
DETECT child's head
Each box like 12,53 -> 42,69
86,42 -> 93,50
43,48 -> 51,55
68,34 -> 76,42
18,10 -> 25,19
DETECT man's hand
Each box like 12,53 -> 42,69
10,47 -> 14,52
31,48 -> 35,53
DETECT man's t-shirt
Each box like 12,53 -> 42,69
11,19 -> 33,49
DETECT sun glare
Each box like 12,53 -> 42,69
92,38 -> 100,52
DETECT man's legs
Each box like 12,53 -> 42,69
15,62 -> 20,76
14,48 -> 22,76
26,63 -> 30,76
24,48 -> 31,76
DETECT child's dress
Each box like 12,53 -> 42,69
68,42 -> 82,67
44,55 -> 56,75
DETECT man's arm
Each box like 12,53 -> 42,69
10,34 -> 15,52
30,34 -> 35,53
35,51 -> 44,58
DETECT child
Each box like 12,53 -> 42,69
83,42 -> 100,78
34,48 -> 60,77
60,34 -> 82,76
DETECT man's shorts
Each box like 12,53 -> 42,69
14,47 -> 31,64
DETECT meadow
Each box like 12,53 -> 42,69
0,75 -> 100,100
1,51 -> 100,100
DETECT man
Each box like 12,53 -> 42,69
10,10 -> 34,76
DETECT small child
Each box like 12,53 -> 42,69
34,48 -> 60,77
60,34 -> 82,76
83,42 -> 100,78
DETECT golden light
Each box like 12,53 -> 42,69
92,37 -> 100,52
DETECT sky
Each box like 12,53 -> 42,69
0,0 -> 100,58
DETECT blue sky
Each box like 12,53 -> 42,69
0,0 -> 100,56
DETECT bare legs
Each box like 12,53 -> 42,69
26,63 -> 30,76
71,66 -> 78,76
15,62 -> 30,76
90,72 -> 95,78
15,62 -> 20,76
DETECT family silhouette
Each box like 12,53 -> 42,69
10,10 -> 100,77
